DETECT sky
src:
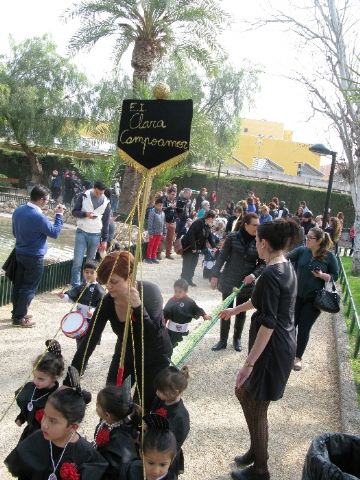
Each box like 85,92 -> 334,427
0,0 -> 339,162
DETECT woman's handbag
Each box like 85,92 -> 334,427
313,279 -> 340,313
2,248 -> 17,282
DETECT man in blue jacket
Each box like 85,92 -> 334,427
11,185 -> 65,327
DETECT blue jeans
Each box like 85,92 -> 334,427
71,229 -> 101,286
12,253 -> 44,321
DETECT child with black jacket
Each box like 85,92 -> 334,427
164,279 -> 211,347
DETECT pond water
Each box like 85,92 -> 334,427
0,215 -> 75,267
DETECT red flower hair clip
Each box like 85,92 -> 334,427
154,407 -> 168,418
34,408 -> 44,424
60,462 -> 80,480
95,427 -> 110,447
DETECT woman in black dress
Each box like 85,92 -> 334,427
65,251 -> 173,412
220,219 -> 299,480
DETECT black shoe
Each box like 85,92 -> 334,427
234,451 -> 254,467
152,259 -> 160,264
211,340 -> 227,351
144,258 -> 153,264
233,338 -> 242,352
231,466 -> 270,480
188,281 -> 197,287
165,255 -> 175,260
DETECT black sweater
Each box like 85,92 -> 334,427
67,281 -> 173,377
181,218 -> 216,252
163,296 -> 205,325
211,228 -> 265,297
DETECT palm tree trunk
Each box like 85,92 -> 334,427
118,165 -> 142,217
131,38 -> 157,86
20,143 -> 43,184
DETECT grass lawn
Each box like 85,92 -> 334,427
340,256 -> 360,406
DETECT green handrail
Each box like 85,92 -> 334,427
337,255 -> 360,358
172,284 -> 244,366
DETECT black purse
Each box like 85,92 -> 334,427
313,278 -> 340,313
2,248 -> 17,282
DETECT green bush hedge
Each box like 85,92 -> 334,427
176,172 -> 355,227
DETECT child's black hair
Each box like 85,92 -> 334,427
143,429 -> 177,459
173,278 -> 188,292
48,387 -> 91,425
83,261 -> 97,271
97,386 -> 132,421
153,366 -> 189,395
33,340 -> 64,379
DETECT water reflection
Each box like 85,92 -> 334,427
0,216 -> 75,267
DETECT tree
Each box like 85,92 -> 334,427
0,35 -> 89,183
85,61 -> 259,198
251,0 -> 360,272
65,0 -> 230,214
70,155 -> 123,188
152,60 -> 259,166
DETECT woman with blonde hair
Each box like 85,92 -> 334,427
287,227 -> 339,371
325,216 -> 342,254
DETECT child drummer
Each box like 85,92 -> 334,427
58,261 -> 105,350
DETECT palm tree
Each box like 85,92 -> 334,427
65,0 -> 229,214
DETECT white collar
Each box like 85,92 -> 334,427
27,202 -> 43,214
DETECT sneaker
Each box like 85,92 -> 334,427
12,318 -> 36,328
293,357 -> 302,371
188,281 -> 197,287
144,258 -> 153,264
152,259 -> 160,264
165,255 -> 175,260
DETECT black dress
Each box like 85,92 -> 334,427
15,382 -> 59,444
244,262 -> 297,401
151,396 -> 190,474
5,429 -> 108,480
94,421 -> 138,479
65,281 -> 173,412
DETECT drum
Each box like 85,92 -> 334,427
61,312 -> 89,339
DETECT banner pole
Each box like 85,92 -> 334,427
116,172 -> 153,386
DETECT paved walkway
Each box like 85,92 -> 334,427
0,257 -> 341,479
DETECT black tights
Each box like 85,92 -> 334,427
236,387 -> 270,474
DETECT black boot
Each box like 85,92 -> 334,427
234,450 -> 254,467
231,466 -> 270,480
233,316 -> 246,352
212,319 -> 230,351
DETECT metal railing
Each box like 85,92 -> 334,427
0,259 -> 72,307
337,255 -> 360,357
0,192 -> 58,210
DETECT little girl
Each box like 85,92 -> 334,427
94,380 -> 139,479
14,339 -> 64,444
120,413 -> 178,480
151,366 -> 190,475
5,367 -> 108,479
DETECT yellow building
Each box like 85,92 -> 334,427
231,118 -> 321,176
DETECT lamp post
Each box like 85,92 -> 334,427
309,143 -> 337,229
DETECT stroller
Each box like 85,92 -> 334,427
202,247 -> 219,280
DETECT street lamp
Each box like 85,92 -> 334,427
309,143 -> 337,229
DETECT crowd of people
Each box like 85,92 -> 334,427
5,180 -> 355,480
